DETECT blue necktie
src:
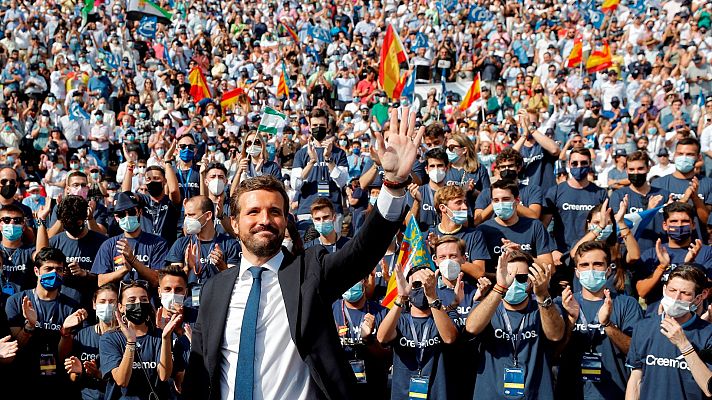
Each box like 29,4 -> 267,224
235,266 -> 266,400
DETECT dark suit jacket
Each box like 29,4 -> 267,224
183,208 -> 403,400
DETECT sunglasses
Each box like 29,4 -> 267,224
119,279 -> 150,296
245,140 -> 261,147
178,144 -> 196,150
514,274 -> 529,284
446,145 -> 463,152
0,179 -> 16,186
0,216 -> 24,224
115,208 -> 138,219
570,161 -> 590,167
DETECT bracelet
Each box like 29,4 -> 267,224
682,348 -> 696,357
600,321 -> 612,328
657,264 -> 669,272
495,283 -> 510,292
126,341 -> 136,352
680,344 -> 694,356
619,231 -> 630,240
492,284 -> 508,296
383,175 -> 413,190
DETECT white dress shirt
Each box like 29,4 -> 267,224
220,186 -> 405,399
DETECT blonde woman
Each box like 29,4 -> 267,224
445,133 -> 491,194
230,131 -> 283,190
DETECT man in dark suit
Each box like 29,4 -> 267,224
184,108 -> 424,400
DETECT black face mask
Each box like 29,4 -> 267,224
409,287 -> 429,310
500,169 -> 518,181
0,183 -> 17,200
311,126 -> 327,141
124,302 -> 152,325
628,173 -> 647,188
63,221 -> 85,237
146,180 -> 164,198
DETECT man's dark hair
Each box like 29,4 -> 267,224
34,247 -> 67,269
145,165 -> 166,176
424,147 -> 449,166
230,175 -> 289,217
158,265 -> 189,286
667,264 -> 709,295
627,150 -> 650,165
66,170 -> 88,183
206,163 -> 228,176
569,147 -> 592,161
507,249 -> 534,265
491,179 -> 520,198
0,204 -> 25,216
495,148 -> 524,169
310,107 -> 328,120
676,137 -> 701,154
574,240 -> 611,265
663,201 -> 695,221
58,195 -> 89,222
424,122 -> 445,139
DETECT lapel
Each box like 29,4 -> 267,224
277,249 -> 303,353
207,266 -> 240,369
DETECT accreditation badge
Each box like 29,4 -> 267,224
503,367 -> 525,398
581,352 -> 603,382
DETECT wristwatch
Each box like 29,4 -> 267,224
428,298 -> 443,309
537,296 -> 553,309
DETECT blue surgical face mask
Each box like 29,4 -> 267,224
369,196 -> 377,206
446,149 -> 460,162
589,223 -> 613,240
503,280 -> 529,305
179,147 -> 194,162
352,147 -> 361,155
30,193 -> 41,201
314,220 -> 335,236
604,143 -> 612,150
570,166 -> 590,181
342,282 -> 364,302
578,269 -> 607,292
493,201 -> 515,220
2,223 -> 23,241
668,224 -> 692,242
40,271 -> 63,291
126,134 -> 135,142
647,127 -> 657,135
447,207 -> 468,225
119,215 -> 140,233
674,155 -> 696,173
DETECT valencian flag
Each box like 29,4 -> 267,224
567,36 -> 583,67
127,0 -> 173,25
188,67 -> 211,102
279,19 -> 299,44
586,42 -> 613,73
601,0 -> 620,12
381,215 -> 435,309
277,62 -> 290,98
220,87 -> 249,109
459,73 -> 482,111
378,24 -> 409,99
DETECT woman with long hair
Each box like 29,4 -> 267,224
445,133 -> 491,204
230,131 -> 283,189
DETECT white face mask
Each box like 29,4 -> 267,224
95,303 -> 116,323
160,292 -> 185,311
438,259 -> 461,281
282,239 -> 294,252
247,145 -> 262,157
184,212 -> 208,235
207,178 -> 226,196
661,293 -> 696,318
428,168 -> 446,183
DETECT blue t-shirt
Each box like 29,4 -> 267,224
389,312 -> 457,400
544,182 -> 608,252
72,325 -> 106,400
173,166 -> 201,201
100,329 -> 173,400
475,183 -> 543,218
635,243 -> 712,303
50,230 -> 109,272
136,193 -> 180,247
626,314 -> 712,400
407,184 -> 440,231
0,244 -> 36,293
474,298 -> 561,399
436,281 -> 477,329
477,217 -> 554,273
245,159 -> 283,181
519,142 -> 556,191
293,146 -> 349,215
303,236 -> 351,253
651,174 -> 712,240
164,233 -> 242,286
90,232 -> 168,282
609,185 -> 670,253
445,165 -> 491,193
555,292 -> 643,400
374,253 -> 397,301
427,225 -> 490,264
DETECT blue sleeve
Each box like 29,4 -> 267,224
634,248 -> 657,281
360,158 -> 374,177
469,229 -> 491,261
701,180 -> 712,205
609,190 -> 622,214
618,296 -> 644,335
165,238 -> 186,264
269,162 -> 283,181
543,185 -> 557,214
99,333 -> 124,379
411,159 -> 426,183
224,239 -> 242,265
4,293 -> 23,326
534,220 -> 554,254
597,187 -> 608,203
475,188 -> 491,210
626,319 -> 646,369
150,238 -> 169,270
91,240 -> 114,274
293,148 -> 307,169
478,166 -> 491,190
525,185 -> 543,206
335,149 -> 349,168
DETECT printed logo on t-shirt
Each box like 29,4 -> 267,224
523,153 -> 543,164
573,322 -> 606,334
495,328 -> 538,341
494,244 -> 532,254
562,203 -> 596,211
35,321 -> 62,331
3,264 -> 25,272
645,354 -> 690,371
400,336 -> 441,348
67,256 -> 92,263
422,203 -> 435,211
80,352 -> 98,361
132,361 -> 158,369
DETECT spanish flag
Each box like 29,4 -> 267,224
601,0 -> 619,12
378,24 -> 409,100
277,62 -> 290,98
279,19 -> 299,45
188,66 -> 211,102
567,37 -> 583,68
220,87 -> 247,109
459,73 -> 481,111
586,42 -> 613,74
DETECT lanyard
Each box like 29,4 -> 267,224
575,293 -> 601,351
317,148 -> 329,183
341,300 -> 369,341
407,314 -> 431,374
148,198 -> 165,234
193,236 -> 216,279
178,168 -> 193,199
499,304 -> 528,367
33,289 -> 58,325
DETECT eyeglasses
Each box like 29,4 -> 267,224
514,274 -> 529,284
446,144 -> 463,152
0,179 -> 16,186
0,217 -> 24,224
245,140 -> 261,147
498,164 -> 517,170
178,144 -> 196,150
570,161 -> 590,167
115,208 -> 138,219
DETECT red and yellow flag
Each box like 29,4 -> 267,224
378,24 -> 409,100
277,62 -> 290,98
601,0 -> 619,12
188,66 -> 211,102
220,87 -> 248,109
567,37 -> 583,68
279,19 -> 299,45
459,73 -> 481,111
586,42 -> 613,74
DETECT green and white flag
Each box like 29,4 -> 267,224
257,107 -> 287,136
127,0 -> 173,24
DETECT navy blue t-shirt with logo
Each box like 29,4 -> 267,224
0,244 -> 36,293
609,185 -> 670,253
303,236 -> 351,253
519,142 -> 556,191
426,225 -> 491,264
406,184 -> 440,231
445,165 -> 491,193
555,292 -> 643,400
90,232 -> 168,282
477,217 -> 554,273
544,182 -> 608,252
72,325 -> 106,400
627,314 -> 712,400
136,193 -> 180,247
651,174 -> 712,241
474,298 -> 561,399
173,165 -> 201,229
475,184 -> 543,219
635,244 -> 712,303
293,146 -> 349,215
165,233 -> 242,286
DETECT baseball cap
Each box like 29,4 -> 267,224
113,191 -> 140,213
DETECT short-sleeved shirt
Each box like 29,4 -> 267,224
90,231 -> 168,282
474,298 -> 561,399
475,184 -> 543,219
609,185 -> 670,253
651,174 -> 712,240
427,225 -> 490,264
519,142 -> 556,191
477,217 -> 554,273
555,292 -> 643,400
407,184 -> 440,231
445,165 -> 491,193
100,329 -> 173,400
303,236 -> 351,253
50,230 -> 109,307
164,233 -> 242,287
544,182 -> 608,252
626,314 -> 712,400
72,325 -> 106,400
0,244 -> 36,293
244,160 -> 283,181
635,243 -> 712,303
293,146 -> 349,215
173,165 -> 201,201
136,193 -> 180,247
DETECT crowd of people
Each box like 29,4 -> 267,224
1,0 -> 712,398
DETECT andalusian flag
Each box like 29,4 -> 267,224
567,36 -> 583,68
277,62 -> 290,98
80,0 -> 95,27
188,67 -> 211,102
127,0 -> 173,25
601,0 -> 620,12
220,87 -> 248,109
586,42 -> 613,73
459,73 -> 481,111
381,215 -> 435,309
257,107 -> 287,136
378,24 -> 409,99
